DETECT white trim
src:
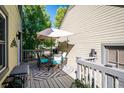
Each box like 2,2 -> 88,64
101,43 -> 124,65
0,67 -> 6,73
77,58 -> 124,88
17,39 -> 20,65
0,8 -> 7,73
0,9 -> 6,19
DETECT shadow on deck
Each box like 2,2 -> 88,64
28,62 -> 74,88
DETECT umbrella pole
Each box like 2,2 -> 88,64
51,37 -> 53,56
67,37 -> 69,53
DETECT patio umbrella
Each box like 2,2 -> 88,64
37,28 -> 73,39
37,28 -> 73,55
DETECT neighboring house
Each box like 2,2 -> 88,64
0,5 -> 22,87
59,5 -> 124,87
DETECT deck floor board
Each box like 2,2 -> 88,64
43,80 -> 50,88
47,78 -> 55,88
28,62 -> 74,88
39,80 -> 45,88
53,78 -> 64,88
29,75 -> 74,88
34,80 -> 40,88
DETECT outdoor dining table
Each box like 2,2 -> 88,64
2,64 -> 29,88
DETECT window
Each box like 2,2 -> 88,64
105,46 -> 124,69
0,8 -> 7,73
103,45 -> 124,87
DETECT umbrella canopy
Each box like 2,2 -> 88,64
37,28 -> 74,56
37,28 -> 73,39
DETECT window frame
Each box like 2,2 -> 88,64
0,8 -> 7,72
101,43 -> 124,66
0,6 -> 8,80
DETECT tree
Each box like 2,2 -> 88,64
54,7 -> 68,28
22,5 -> 51,49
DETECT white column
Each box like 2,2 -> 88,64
18,39 -> 20,65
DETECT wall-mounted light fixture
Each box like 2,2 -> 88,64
16,31 -> 21,40
89,49 -> 97,57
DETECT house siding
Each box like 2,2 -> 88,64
59,5 -> 124,80
0,5 -> 22,87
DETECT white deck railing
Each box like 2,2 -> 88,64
76,57 -> 124,88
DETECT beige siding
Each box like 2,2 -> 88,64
59,5 -> 124,79
0,5 -> 21,87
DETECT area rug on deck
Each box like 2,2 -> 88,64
29,63 -> 74,80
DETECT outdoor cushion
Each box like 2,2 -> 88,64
52,60 -> 61,65
40,58 -> 49,63
54,56 -> 62,61
62,52 -> 67,59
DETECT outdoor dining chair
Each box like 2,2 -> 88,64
36,52 -> 51,71
51,55 -> 62,73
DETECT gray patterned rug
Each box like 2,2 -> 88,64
29,63 -> 68,80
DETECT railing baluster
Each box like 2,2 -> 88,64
23,51 -> 25,61
93,69 -> 96,88
89,68 -> 92,87
77,63 -> 81,80
24,50 -> 26,61
114,77 -> 119,88
85,67 -> 88,84
82,65 -> 85,82
87,67 -> 90,84
76,57 -> 124,88
81,65 -> 83,82
84,66 -> 86,84
76,57 -> 82,80
25,51 -> 27,61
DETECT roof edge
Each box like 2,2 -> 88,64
59,5 -> 75,29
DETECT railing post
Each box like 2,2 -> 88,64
76,57 -> 82,80
102,72 -> 107,88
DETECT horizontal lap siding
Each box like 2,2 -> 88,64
7,6 -> 21,69
59,5 -> 124,66
0,6 -> 21,87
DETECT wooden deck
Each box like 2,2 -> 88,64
27,62 -> 74,88
28,74 -> 74,88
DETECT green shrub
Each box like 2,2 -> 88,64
71,79 -> 90,88
43,39 -> 55,47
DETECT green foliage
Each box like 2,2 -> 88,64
71,79 -> 90,88
54,7 -> 68,28
22,5 -> 51,49
43,38 -> 55,47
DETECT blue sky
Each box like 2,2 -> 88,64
46,5 -> 68,27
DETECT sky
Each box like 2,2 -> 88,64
46,5 -> 68,27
